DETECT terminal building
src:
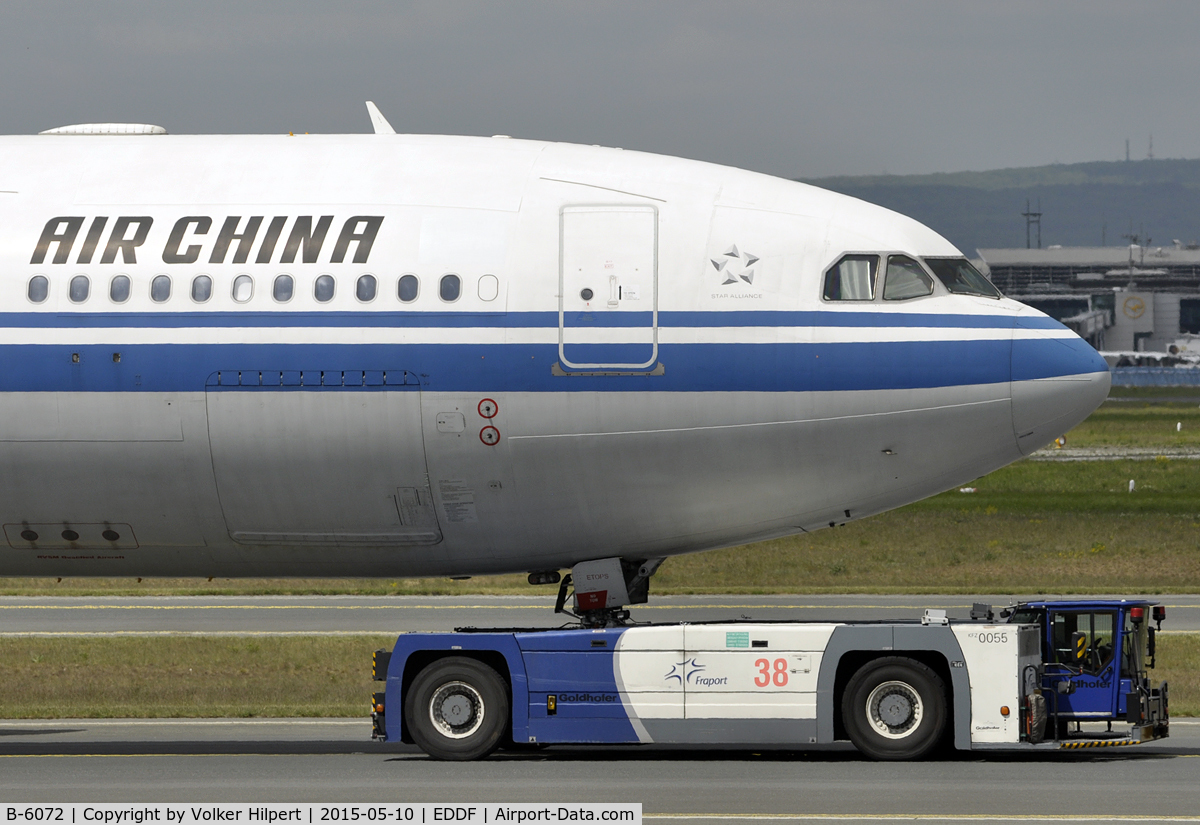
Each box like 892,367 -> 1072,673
977,245 -> 1200,355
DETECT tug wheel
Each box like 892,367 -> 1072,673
406,657 -> 509,760
842,657 -> 946,760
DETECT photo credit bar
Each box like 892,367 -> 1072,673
4,805 -> 642,825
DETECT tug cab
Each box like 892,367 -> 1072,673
1005,599 -> 1168,742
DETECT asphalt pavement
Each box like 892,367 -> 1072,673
0,718 -> 1197,823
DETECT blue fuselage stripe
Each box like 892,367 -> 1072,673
0,338 -> 1102,393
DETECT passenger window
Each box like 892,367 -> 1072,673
440,273 -> 461,302
823,255 -> 878,300
924,257 -> 1001,298
883,255 -> 934,300
273,274 -> 294,303
232,274 -> 254,303
27,275 -> 49,303
69,274 -> 90,303
478,274 -> 499,302
397,274 -> 419,303
356,274 -> 377,302
191,275 -> 213,303
150,274 -> 172,303
314,274 -> 335,303
109,274 -> 131,303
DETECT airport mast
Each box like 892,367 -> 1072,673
1022,198 -> 1042,249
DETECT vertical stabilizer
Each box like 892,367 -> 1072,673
365,101 -> 395,135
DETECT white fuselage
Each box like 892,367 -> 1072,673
0,133 -> 1109,577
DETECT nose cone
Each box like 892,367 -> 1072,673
1011,306 -> 1111,455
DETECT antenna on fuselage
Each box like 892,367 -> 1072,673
365,101 -> 395,135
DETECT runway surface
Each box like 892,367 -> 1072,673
2,593 -> 1199,634
0,718 -> 1197,823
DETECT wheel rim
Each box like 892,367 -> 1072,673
865,679 -> 923,739
428,681 -> 485,739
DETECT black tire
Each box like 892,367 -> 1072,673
405,657 -> 509,761
841,656 -> 947,761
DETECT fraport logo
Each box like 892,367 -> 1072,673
664,658 -> 704,684
664,658 -> 728,687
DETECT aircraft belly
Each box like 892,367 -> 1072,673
497,383 -> 1019,567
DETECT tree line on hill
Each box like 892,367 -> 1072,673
803,158 -> 1200,256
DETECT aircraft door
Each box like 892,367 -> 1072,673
205,369 -> 441,546
559,204 -> 659,371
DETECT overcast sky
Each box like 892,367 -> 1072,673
2,1 -> 1196,179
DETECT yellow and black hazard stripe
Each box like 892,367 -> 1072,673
1059,738 -> 1141,749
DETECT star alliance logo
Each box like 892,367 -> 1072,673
664,658 -> 706,684
711,245 -> 759,286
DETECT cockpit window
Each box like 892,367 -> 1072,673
924,257 -> 1001,298
883,255 -> 934,300
823,255 -> 878,301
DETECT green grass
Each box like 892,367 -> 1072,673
1,635 -> 1195,719
653,453 -> 1200,593
1062,397 -> 1200,448
0,636 -> 396,718
1107,386 -> 1200,400
917,455 -> 1200,512
655,513 -> 1200,594
1158,634 -> 1200,717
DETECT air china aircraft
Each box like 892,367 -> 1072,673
0,105 -> 1108,611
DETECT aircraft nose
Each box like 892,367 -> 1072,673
1010,306 -> 1111,455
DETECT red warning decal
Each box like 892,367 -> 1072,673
480,426 -> 500,446
577,590 -> 607,611
478,398 -> 498,418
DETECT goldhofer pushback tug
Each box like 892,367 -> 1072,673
371,562 -> 1168,760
